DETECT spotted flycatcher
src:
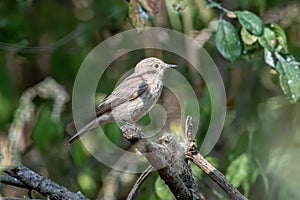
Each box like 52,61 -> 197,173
67,57 -> 176,144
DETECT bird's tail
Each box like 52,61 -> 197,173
66,118 -> 100,145
67,112 -> 113,145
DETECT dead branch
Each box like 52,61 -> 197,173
120,123 -> 201,200
184,116 -> 247,200
3,160 -> 88,200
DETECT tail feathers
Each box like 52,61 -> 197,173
66,118 -> 99,145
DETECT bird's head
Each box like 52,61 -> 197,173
134,57 -> 176,76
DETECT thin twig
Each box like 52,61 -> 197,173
206,0 -> 230,13
193,19 -> 218,47
185,116 -> 194,144
184,116 -> 248,200
126,165 -> 153,200
0,24 -> 88,53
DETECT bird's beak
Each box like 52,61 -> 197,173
165,64 -> 177,68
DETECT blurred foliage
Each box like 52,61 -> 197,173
32,105 -> 64,153
0,0 -> 300,199
154,176 -> 174,200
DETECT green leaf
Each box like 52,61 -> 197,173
258,27 -> 277,51
268,23 -> 288,54
241,27 -> 258,45
215,19 -> 242,62
236,10 -> 264,36
32,105 -> 63,153
275,53 -> 300,103
155,176 -> 174,200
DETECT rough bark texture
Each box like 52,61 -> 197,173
120,123 -> 201,200
3,163 -> 88,200
184,116 -> 247,200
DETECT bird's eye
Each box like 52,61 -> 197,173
154,64 -> 159,68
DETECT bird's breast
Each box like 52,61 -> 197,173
112,79 -> 163,123
131,80 -> 163,120
149,79 -> 163,96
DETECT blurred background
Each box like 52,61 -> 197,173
0,0 -> 300,199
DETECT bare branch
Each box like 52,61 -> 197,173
126,165 -> 153,200
0,174 -> 29,189
185,116 -> 248,200
0,198 -> 32,200
7,77 -> 69,161
192,19 -> 218,47
2,160 -> 88,200
120,123 -> 201,200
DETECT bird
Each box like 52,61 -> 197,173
67,57 -> 176,144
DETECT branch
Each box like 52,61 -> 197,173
193,18 -> 218,47
7,77 -> 69,161
0,24 -> 88,53
0,198 -> 32,200
2,160 -> 88,200
120,123 -> 201,200
0,174 -> 29,189
206,0 -> 230,13
126,165 -> 153,200
184,116 -> 248,200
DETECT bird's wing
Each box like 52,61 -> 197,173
96,75 -> 148,116
67,75 -> 148,145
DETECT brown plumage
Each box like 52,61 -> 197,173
67,57 -> 176,144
